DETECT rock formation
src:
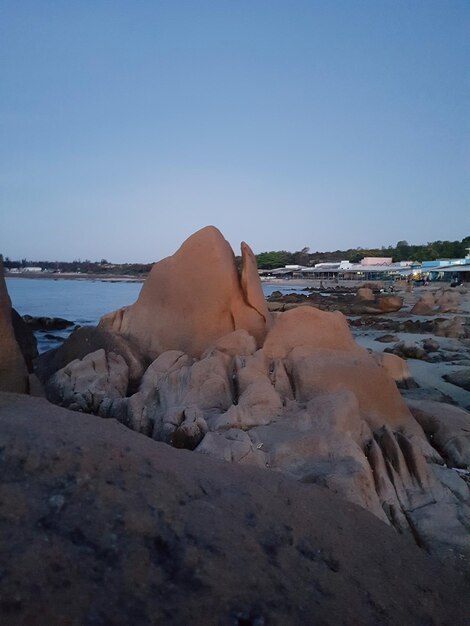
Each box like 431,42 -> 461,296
406,399 -> 470,468
98,226 -> 271,359
353,287 -> 403,314
0,392 -> 468,626
0,257 -> 29,393
37,228 -> 470,572
410,292 -> 435,315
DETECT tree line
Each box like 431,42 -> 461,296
255,237 -> 470,269
2,257 -> 153,276
3,236 -> 469,273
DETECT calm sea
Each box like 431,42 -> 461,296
6,278 -> 304,353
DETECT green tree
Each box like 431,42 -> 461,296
256,251 -> 293,269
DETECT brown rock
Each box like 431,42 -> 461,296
443,368 -> 470,392
370,351 -> 417,388
356,286 -> 374,301
375,333 -> 399,343
410,292 -> 435,315
262,306 -> 356,359
35,326 -> 147,390
0,392 -> 468,626
435,316 -> 466,339
46,349 -> 129,415
99,226 -> 271,359
0,258 -> 29,393
406,399 -> 470,468
436,288 -> 460,313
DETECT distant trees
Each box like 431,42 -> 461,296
256,251 -> 293,269
255,236 -> 470,268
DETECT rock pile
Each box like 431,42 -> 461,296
33,227 -> 470,573
411,288 -> 461,315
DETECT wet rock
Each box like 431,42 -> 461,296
406,399 -> 470,468
375,334 -> 399,343
22,315 -> 74,331
422,338 -> 440,352
443,369 -> 470,392
384,342 -> 428,361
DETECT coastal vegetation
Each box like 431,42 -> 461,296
3,236 -> 469,273
255,236 -> 470,269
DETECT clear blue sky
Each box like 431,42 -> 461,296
1,1 -> 469,262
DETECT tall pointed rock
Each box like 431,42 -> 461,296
99,227 -> 271,358
0,256 -> 29,393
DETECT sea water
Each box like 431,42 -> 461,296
6,278 -> 305,353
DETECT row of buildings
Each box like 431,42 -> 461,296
259,251 -> 470,283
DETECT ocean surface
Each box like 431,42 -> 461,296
6,278 -> 304,353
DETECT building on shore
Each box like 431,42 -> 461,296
259,255 -> 470,282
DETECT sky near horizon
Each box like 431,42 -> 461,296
1,1 -> 469,263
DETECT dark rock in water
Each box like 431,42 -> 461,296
384,342 -> 428,361
22,315 -> 75,331
267,291 -> 309,303
43,333 -> 66,342
443,369 -> 470,392
422,338 -> 440,353
0,392 -> 468,626
11,309 -> 38,372
375,334 -> 399,343
401,387 -> 457,405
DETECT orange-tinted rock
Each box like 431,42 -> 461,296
411,292 -> 435,315
436,288 -> 460,313
370,351 -> 415,387
0,258 -> 29,393
356,287 -> 374,301
99,226 -> 271,359
263,306 -> 356,359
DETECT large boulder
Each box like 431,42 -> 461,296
443,368 -> 470,392
35,230 -> 470,571
35,326 -> 147,391
0,392 -> 468,626
353,290 -> 403,314
436,288 -> 460,313
410,292 -> 435,315
46,349 -> 129,416
406,399 -> 470,468
96,306 -> 470,569
0,258 -> 29,393
98,226 -> 271,359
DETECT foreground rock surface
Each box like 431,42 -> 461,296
0,392 -> 468,626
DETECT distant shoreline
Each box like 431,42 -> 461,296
6,272 -> 398,289
5,272 -> 146,283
